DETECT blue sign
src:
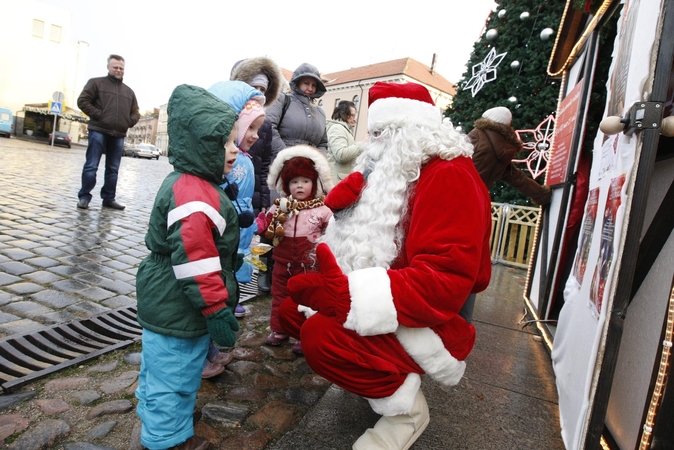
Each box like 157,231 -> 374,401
50,101 -> 62,114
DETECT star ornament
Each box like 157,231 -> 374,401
462,47 -> 507,97
514,114 -> 556,179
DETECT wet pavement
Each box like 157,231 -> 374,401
0,138 -> 565,449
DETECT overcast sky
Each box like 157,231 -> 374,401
40,0 -> 496,111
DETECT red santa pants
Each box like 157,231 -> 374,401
278,298 -> 424,399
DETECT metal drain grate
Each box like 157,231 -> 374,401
0,306 -> 142,393
0,274 -> 264,394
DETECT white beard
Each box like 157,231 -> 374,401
320,130 -> 425,274
320,121 -> 473,274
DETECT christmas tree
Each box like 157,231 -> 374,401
446,0 -> 567,205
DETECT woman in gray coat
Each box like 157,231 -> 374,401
266,63 -> 328,157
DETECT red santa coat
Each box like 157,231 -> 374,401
280,155 -> 492,399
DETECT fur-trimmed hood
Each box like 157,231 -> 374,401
473,118 -> 522,149
230,56 -> 285,106
268,145 -> 334,196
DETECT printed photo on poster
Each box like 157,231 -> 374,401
599,135 -> 620,180
589,174 -> 626,318
572,187 -> 601,286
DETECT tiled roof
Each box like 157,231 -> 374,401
321,58 -> 456,95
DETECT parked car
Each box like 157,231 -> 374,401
48,131 -> 71,148
123,143 -> 135,157
0,107 -> 13,138
133,143 -> 160,160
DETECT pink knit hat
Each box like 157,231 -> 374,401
236,100 -> 265,147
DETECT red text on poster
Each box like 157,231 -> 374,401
547,82 -> 583,185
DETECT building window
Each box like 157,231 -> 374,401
334,99 -> 341,109
353,95 -> 360,110
50,25 -> 62,43
32,19 -> 44,38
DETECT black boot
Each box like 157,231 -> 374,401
257,254 -> 273,293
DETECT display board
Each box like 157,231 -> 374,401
550,0 -> 665,448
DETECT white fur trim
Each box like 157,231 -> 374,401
297,305 -> 317,319
396,326 -> 466,387
368,97 -> 441,131
344,267 -> 398,336
268,145 -> 334,196
367,373 -> 421,416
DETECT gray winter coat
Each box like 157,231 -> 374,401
266,63 -> 328,157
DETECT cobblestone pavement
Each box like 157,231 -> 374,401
0,138 -> 331,449
0,138 -> 566,450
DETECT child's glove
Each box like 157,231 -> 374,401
255,212 -> 267,235
288,243 -> 350,323
325,172 -> 366,212
205,308 -> 240,347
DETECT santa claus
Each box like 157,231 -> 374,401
278,82 -> 493,450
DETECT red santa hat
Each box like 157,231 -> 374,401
367,82 -> 441,130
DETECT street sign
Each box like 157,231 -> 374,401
49,101 -> 62,115
52,91 -> 65,103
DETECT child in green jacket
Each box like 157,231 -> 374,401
135,82 -> 263,449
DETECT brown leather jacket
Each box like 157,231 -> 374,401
77,74 -> 140,138
468,118 -> 551,206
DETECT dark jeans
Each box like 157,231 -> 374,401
459,293 -> 476,324
78,130 -> 124,202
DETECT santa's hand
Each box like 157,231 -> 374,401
288,243 -> 350,322
325,172 -> 366,212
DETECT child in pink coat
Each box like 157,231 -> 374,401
255,145 -> 334,354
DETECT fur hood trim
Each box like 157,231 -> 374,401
473,118 -> 522,148
230,56 -> 284,106
268,145 -> 334,196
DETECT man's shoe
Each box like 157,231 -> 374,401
201,362 -> 225,379
102,200 -> 126,210
291,341 -> 303,356
168,435 -> 209,450
234,304 -> 247,318
77,198 -> 89,209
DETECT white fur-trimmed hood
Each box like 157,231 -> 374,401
268,145 -> 334,196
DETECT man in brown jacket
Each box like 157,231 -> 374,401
77,54 -> 140,210
468,106 -> 551,206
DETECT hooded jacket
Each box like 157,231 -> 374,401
135,84 -> 241,338
468,118 -> 551,206
77,74 -> 140,138
230,57 -> 285,213
266,63 -> 328,157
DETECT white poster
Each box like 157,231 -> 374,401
550,0 -> 665,448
